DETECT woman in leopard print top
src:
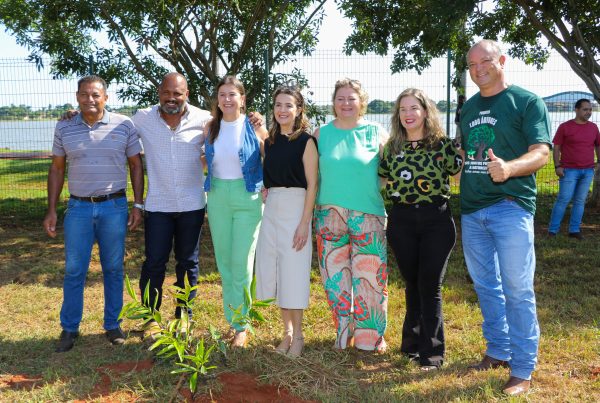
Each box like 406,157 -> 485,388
379,88 -> 463,371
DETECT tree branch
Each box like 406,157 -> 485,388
229,0 -> 269,74
98,7 -> 159,88
273,0 -> 326,62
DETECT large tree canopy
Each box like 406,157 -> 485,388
0,0 -> 327,110
337,0 -> 600,102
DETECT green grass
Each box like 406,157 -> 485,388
0,157 -> 148,219
0,159 -> 599,401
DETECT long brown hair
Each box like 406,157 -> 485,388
387,88 -> 446,154
267,86 -> 311,144
208,75 -> 246,144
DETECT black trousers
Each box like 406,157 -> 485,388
387,202 -> 456,367
140,208 -> 205,319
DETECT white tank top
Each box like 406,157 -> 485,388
213,115 -> 245,179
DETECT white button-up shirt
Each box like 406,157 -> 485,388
132,104 -> 212,212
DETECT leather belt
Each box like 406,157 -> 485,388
70,190 -> 126,203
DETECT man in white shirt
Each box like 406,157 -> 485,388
134,73 -> 211,331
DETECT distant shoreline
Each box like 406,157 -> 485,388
0,150 -> 51,158
0,118 -> 57,122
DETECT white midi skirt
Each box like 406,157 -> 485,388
255,187 -> 312,309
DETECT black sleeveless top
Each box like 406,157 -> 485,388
263,131 -> 316,189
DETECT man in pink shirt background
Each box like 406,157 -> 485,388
548,98 -> 600,239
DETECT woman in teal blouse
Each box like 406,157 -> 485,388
314,78 -> 389,352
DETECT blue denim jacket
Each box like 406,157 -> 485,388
204,116 -> 263,193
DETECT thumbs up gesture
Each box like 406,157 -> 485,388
487,148 -> 511,182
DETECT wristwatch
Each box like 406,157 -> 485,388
133,203 -> 145,211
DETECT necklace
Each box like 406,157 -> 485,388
407,138 -> 423,149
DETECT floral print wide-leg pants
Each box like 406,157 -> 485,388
314,205 -> 388,350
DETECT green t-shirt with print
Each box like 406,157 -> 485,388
459,85 -> 551,215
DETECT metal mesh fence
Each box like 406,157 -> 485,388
1,50 -> 598,218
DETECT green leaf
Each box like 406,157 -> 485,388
142,281 -> 151,306
250,310 -> 265,322
149,337 -> 170,350
125,275 -> 137,300
175,341 -> 185,361
243,286 -> 252,308
189,372 -> 198,393
252,299 -> 274,307
174,362 -> 197,371
155,345 -> 177,356
170,367 -> 193,375
250,275 -> 257,299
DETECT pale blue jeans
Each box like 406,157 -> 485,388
548,168 -> 594,234
461,199 -> 539,380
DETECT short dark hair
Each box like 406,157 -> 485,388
77,75 -> 108,93
575,98 -> 591,109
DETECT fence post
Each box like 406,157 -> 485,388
88,55 -> 94,75
264,49 -> 270,129
446,49 -> 451,136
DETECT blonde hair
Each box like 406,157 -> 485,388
331,78 -> 368,117
267,86 -> 311,144
387,88 -> 446,154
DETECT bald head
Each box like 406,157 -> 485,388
467,39 -> 502,60
158,72 -> 189,115
160,72 -> 188,90
466,39 -> 507,96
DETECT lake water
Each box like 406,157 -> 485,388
0,112 -> 593,151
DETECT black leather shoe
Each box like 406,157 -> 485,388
106,327 -> 126,345
568,232 -> 584,240
55,330 -> 79,353
468,355 -> 509,371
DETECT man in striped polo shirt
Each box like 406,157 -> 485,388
43,75 -> 144,352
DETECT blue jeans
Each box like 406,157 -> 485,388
461,199 -> 539,380
61,197 -> 128,332
140,209 -> 205,319
548,168 -> 594,234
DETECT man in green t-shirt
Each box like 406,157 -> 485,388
459,39 -> 551,396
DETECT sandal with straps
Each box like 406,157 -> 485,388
275,331 -> 293,355
287,336 -> 305,358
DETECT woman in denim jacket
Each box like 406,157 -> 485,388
204,75 -> 266,347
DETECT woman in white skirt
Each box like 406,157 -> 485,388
255,86 -> 318,357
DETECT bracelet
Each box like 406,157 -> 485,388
133,203 -> 145,211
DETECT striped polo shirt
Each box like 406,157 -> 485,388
52,111 -> 142,197
132,104 -> 212,212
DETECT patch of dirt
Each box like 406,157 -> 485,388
0,374 -> 44,390
74,359 -> 154,402
183,372 -> 317,403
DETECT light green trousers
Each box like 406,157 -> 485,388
207,178 -> 262,330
